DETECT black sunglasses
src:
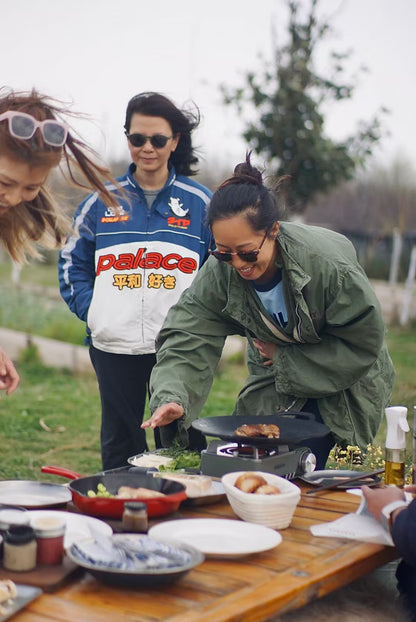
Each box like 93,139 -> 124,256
125,132 -> 173,148
209,232 -> 268,263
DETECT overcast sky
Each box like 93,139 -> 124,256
2,0 -> 415,173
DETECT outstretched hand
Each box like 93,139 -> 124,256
141,402 -> 184,430
0,347 -> 20,395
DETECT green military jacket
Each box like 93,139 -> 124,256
149,222 -> 395,449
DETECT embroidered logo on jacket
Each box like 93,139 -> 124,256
168,197 -> 189,217
167,216 -> 191,228
101,206 -> 129,223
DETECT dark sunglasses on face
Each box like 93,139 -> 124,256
125,131 -> 173,149
209,231 -> 268,263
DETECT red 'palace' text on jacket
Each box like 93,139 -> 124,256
58,164 -> 212,354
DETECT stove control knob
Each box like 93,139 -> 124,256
300,451 -> 316,474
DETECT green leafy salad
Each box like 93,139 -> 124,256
156,444 -> 201,471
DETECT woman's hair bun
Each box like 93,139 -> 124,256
219,151 -> 263,190
233,152 -> 263,185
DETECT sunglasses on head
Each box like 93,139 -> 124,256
125,132 -> 173,149
209,231 -> 268,263
0,111 -> 68,147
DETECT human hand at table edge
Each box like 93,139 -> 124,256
0,347 -> 20,395
141,402 -> 184,429
362,485 -> 407,523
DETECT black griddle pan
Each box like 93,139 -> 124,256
191,413 -> 330,448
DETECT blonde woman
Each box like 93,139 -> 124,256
0,87 -> 120,394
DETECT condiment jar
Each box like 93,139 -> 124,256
0,507 -> 29,559
0,507 -> 30,532
122,502 -> 148,533
31,516 -> 66,565
3,525 -> 37,571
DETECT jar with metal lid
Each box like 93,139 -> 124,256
31,516 -> 66,565
3,525 -> 37,571
0,507 -> 29,532
0,507 -> 29,560
122,502 -> 148,533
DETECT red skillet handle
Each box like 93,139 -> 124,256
41,465 -> 82,480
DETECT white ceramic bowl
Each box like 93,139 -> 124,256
221,471 -> 301,529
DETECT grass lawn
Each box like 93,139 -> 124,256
0,260 -> 415,480
0,354 -> 248,481
0,324 -> 414,481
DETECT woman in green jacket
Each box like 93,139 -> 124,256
142,154 -> 395,468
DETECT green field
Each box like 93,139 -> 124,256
0,260 -> 415,481
0,323 -> 414,481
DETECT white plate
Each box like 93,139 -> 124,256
0,584 -> 42,621
149,518 -> 282,558
27,510 -> 112,550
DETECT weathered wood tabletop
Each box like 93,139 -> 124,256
12,483 -> 399,622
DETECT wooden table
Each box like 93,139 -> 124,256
12,483 -> 398,622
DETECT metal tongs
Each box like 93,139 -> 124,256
306,468 -> 385,495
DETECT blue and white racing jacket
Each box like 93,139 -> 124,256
58,164 -> 212,355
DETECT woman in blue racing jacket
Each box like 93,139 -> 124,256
59,92 -> 212,470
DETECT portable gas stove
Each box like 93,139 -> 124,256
200,439 -> 316,479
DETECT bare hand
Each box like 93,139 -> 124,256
362,485 -> 406,522
141,402 -> 184,430
0,347 -> 20,395
253,339 -> 276,366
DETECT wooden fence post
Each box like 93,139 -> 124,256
400,245 -> 416,326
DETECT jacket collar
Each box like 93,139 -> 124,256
221,230 -> 320,344
126,163 -> 177,195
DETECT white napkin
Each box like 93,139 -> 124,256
309,491 -> 410,546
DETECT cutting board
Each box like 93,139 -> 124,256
0,555 -> 82,592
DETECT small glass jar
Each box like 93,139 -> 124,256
122,502 -> 148,533
0,507 -> 29,560
0,507 -> 29,532
31,516 -> 66,565
3,525 -> 37,571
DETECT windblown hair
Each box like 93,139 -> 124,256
0,88 -> 120,263
206,152 -> 289,232
124,91 -> 200,176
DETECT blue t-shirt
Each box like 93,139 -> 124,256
252,269 -> 288,328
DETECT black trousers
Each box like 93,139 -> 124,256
396,560 -> 416,622
89,346 -> 156,471
89,346 -> 206,470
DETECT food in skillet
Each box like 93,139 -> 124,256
0,580 -> 17,615
87,483 -> 166,499
117,486 -> 166,499
234,472 -> 281,495
235,423 -> 280,438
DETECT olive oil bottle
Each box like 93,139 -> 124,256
385,406 -> 409,487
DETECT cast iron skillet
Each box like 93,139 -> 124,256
191,412 -> 330,448
41,466 -> 187,519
